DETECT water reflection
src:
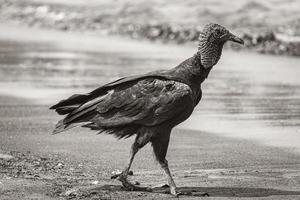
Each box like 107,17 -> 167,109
0,40 -> 172,88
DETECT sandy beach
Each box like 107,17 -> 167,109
1,95 -> 300,199
0,23 -> 299,199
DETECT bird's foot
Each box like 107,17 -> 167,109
111,170 -> 133,179
117,173 -> 152,192
111,172 -> 122,179
170,186 -> 182,197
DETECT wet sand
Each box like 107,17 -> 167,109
0,95 -> 300,199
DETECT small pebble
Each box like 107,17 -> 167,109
65,188 -> 78,196
128,170 -> 133,175
56,163 -> 64,168
134,181 -> 140,185
91,180 -> 99,185
111,170 -> 122,175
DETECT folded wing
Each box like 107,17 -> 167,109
51,77 -> 193,136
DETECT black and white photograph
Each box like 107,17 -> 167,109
0,0 -> 299,199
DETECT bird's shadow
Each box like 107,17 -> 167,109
81,184 -> 300,197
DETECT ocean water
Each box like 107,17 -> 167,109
0,24 -> 299,153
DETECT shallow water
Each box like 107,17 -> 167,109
0,24 -> 299,153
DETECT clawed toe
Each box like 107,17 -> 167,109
111,170 -> 133,179
110,173 -> 120,179
170,187 -> 182,197
172,192 -> 182,197
117,173 -> 152,192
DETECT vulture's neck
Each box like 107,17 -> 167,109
168,41 -> 224,89
198,39 -> 224,69
169,53 -> 211,89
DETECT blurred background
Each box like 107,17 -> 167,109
1,0 -> 300,54
0,1 -> 300,199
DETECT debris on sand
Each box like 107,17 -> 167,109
91,180 -> 99,185
111,169 -> 122,176
128,170 -> 133,176
64,186 -> 113,199
0,151 -> 97,198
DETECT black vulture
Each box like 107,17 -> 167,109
50,23 -> 244,196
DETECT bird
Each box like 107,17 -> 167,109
50,23 -> 244,196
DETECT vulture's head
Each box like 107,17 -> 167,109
198,23 -> 244,68
199,23 -> 244,45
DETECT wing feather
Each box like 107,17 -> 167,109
91,78 -> 193,127
53,77 -> 193,135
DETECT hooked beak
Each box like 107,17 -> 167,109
228,33 -> 244,45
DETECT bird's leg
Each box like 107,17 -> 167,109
151,131 -> 181,197
121,142 -> 138,179
159,159 -> 180,196
114,133 -> 152,192
111,143 -> 137,179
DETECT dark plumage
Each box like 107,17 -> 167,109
50,23 -> 244,196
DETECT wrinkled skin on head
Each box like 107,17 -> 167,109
201,23 -> 244,45
198,23 -> 244,68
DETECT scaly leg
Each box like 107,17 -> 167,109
152,131 -> 181,197
159,159 -> 180,196
112,133 -> 152,191
111,143 -> 136,179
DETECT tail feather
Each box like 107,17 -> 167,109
82,122 -> 99,130
50,94 -> 89,111
50,93 -> 93,117
52,120 -> 87,134
55,105 -> 81,115
63,95 -> 107,124
50,75 -> 150,136
50,93 -> 96,134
